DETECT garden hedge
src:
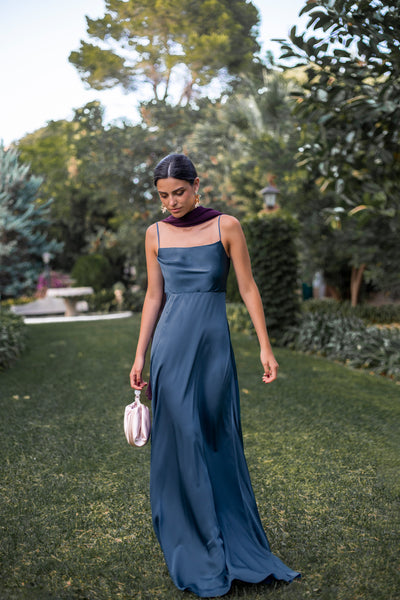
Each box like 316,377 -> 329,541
243,212 -> 300,342
283,311 -> 400,381
0,310 -> 27,370
303,298 -> 400,325
71,254 -> 114,292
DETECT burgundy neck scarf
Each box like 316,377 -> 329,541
162,206 -> 222,227
146,206 -> 223,401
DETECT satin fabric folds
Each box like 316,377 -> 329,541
149,235 -> 300,597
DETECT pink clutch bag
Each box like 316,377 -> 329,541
124,390 -> 151,447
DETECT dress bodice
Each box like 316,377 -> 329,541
157,241 -> 230,295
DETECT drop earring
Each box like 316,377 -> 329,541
161,204 -> 167,214
194,193 -> 201,208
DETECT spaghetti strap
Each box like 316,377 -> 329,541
217,215 -> 222,241
156,222 -> 160,249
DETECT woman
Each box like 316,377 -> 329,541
130,154 -> 300,597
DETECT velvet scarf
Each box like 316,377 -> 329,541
162,206 -> 222,227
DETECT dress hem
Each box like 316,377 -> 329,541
179,570 -> 301,598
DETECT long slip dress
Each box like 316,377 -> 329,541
149,217 -> 300,597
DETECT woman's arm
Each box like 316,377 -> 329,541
221,215 -> 279,383
130,224 -> 164,390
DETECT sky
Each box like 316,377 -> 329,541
0,0 -> 307,146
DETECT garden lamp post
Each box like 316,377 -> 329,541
260,182 -> 280,210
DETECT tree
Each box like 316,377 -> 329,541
69,0 -> 260,105
18,102 -> 147,275
0,144 -> 62,297
181,69 -> 304,215
277,0 -> 400,304
17,100 -> 210,284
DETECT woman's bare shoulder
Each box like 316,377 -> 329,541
146,222 -> 158,237
145,223 -> 159,251
220,214 -> 243,234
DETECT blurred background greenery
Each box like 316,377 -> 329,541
1,0 -> 399,309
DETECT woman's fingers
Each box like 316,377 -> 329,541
131,382 -> 148,390
262,361 -> 278,383
129,366 -> 147,390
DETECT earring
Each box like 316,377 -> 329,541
194,193 -> 201,208
161,204 -> 167,214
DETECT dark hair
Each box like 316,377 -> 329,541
153,153 -> 198,186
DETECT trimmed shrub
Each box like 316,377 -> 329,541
284,311 -> 400,380
0,311 -> 27,370
303,299 -> 400,325
84,287 -> 145,314
122,288 -> 145,313
85,289 -> 117,313
226,268 -> 241,303
243,212 -> 300,342
71,254 -> 114,292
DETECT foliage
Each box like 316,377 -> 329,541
0,310 -> 27,370
16,100 -> 216,284
229,72 -> 304,213
15,69 -> 310,293
71,253 -> 114,292
69,0 -> 260,105
0,296 -> 35,308
243,212 -> 300,341
17,102 -> 148,276
279,0 -> 400,208
0,317 -> 399,599
277,0 -> 400,304
84,288 -> 117,313
303,298 -> 400,325
226,302 -> 253,335
122,287 -> 145,312
0,144 -> 62,297
284,311 -> 400,380
84,287 -> 145,313
36,271 -> 72,295
183,70 -> 305,215
299,207 -> 400,301
226,267 -> 241,303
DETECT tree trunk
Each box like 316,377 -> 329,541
162,69 -> 172,101
350,264 -> 366,307
178,79 -> 194,106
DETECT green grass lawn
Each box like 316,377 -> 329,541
0,316 -> 399,600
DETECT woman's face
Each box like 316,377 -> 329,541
157,177 -> 199,218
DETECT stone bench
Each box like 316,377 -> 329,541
46,287 -> 94,317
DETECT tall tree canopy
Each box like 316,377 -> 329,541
17,100 -> 212,280
17,102 -> 149,274
69,0 -> 260,105
279,0 -> 400,209
278,0 -> 400,304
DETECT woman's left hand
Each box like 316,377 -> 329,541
261,350 -> 279,383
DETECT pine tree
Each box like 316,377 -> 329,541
0,143 -> 62,297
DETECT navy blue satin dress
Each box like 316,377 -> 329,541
149,220 -> 300,597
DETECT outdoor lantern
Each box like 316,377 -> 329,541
260,182 -> 280,209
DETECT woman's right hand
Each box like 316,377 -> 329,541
130,357 -> 148,390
